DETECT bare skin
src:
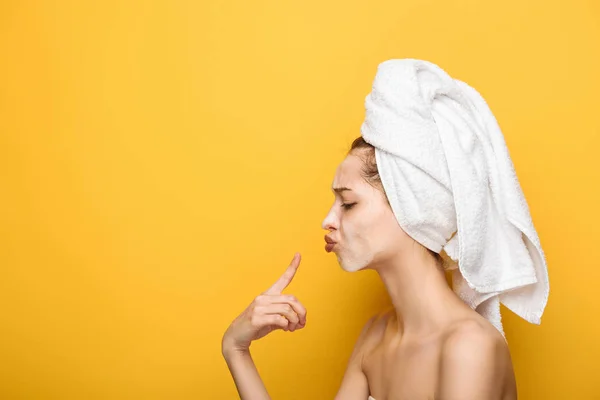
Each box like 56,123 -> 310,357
222,149 -> 517,400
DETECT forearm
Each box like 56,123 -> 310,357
223,347 -> 271,400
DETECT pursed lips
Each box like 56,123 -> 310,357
324,235 -> 337,252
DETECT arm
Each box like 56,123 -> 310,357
222,347 -> 271,400
221,253 -> 307,400
334,316 -> 376,400
439,327 -> 510,400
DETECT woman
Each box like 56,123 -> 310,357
222,59 -> 548,400
222,137 -> 516,400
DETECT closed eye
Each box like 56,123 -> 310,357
342,203 -> 356,210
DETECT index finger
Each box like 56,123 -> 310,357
265,252 -> 301,294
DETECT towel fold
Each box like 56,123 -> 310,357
360,59 -> 549,336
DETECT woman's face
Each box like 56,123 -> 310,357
321,151 -> 409,272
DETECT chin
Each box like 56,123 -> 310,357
337,252 -> 371,272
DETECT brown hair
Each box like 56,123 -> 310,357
348,136 -> 444,267
348,136 -> 386,193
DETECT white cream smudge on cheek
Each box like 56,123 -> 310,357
338,196 -> 384,272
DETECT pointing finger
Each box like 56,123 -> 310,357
265,253 -> 301,294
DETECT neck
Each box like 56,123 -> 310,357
374,248 -> 466,336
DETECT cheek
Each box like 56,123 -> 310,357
337,202 -> 395,272
341,203 -> 387,249
337,221 -> 378,272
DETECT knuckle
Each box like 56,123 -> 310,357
252,305 -> 263,315
250,315 -> 262,327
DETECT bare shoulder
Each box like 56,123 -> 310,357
442,317 -> 510,360
362,308 -> 395,342
333,310 -> 394,400
439,318 -> 516,399
352,308 -> 395,354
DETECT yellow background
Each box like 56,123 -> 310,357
1,0 -> 598,399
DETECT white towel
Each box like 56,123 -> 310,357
360,59 -> 549,336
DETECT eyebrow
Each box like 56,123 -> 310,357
332,186 -> 353,194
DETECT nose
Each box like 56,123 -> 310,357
321,204 -> 338,231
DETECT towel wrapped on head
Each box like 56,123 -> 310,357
360,59 -> 549,336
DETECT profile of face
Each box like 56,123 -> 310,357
321,150 -> 412,272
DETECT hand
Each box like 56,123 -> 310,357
222,253 -> 307,356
